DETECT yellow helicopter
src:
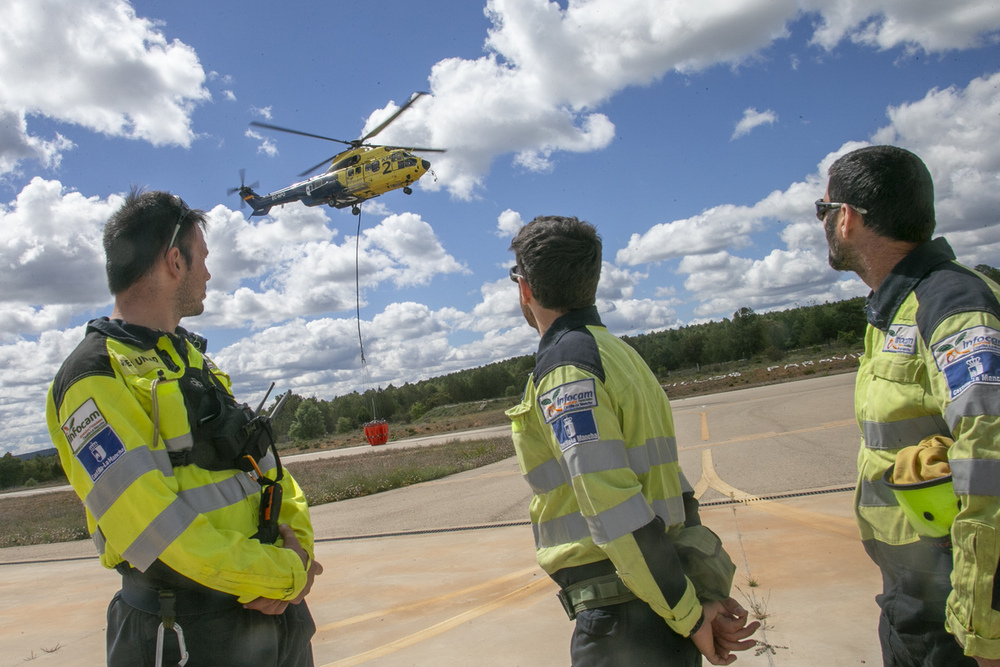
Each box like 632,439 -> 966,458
232,92 -> 445,216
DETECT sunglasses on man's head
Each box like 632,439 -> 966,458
167,199 -> 191,253
815,199 -> 867,221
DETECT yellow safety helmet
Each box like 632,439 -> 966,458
882,465 -> 960,538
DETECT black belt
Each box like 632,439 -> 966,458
118,565 -> 239,617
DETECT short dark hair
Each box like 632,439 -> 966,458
103,187 -> 207,294
827,145 -> 935,243
509,216 -> 601,311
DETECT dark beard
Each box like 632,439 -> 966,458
825,211 -> 856,272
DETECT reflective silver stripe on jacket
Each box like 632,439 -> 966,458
534,511 -> 591,548
91,527 -> 106,556
563,439 -> 629,479
179,472 -> 260,510
946,385 -> 1000,432
524,458 -> 568,495
862,414 -> 950,450
163,432 -> 194,453
679,471 -> 694,495
532,492 -> 684,550
651,496 -> 686,527
952,459 -> 1000,496
123,496 -> 198,570
258,450 -> 277,474
563,436 -> 680,480
85,448 -> 171,520
121,473 -> 260,570
859,478 -> 899,507
534,492 -> 659,548
627,436 -> 679,475
526,437 -> 680,495
586,493 -> 656,545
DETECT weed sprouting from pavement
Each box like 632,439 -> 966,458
729,496 -> 787,664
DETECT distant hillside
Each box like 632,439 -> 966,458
16,447 -> 57,461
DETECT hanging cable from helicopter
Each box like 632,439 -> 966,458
354,205 -> 389,446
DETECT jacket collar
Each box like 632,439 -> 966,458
865,237 -> 955,331
87,317 -> 208,353
537,306 -> 603,355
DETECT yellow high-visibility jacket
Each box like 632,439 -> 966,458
506,307 -> 703,636
854,238 -> 1000,658
46,318 -> 313,603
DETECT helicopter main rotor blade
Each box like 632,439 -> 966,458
359,91 -> 429,144
298,155 -> 340,178
361,143 -> 447,153
250,121 -> 354,146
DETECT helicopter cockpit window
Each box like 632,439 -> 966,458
390,152 -> 403,162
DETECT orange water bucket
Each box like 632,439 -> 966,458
363,419 -> 389,446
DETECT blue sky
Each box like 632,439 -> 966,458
2,0 -> 999,455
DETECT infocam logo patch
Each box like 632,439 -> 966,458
550,409 -> 600,452
932,326 -> 1000,399
538,379 -> 598,424
62,398 -> 108,453
932,326 -> 1000,370
883,325 -> 918,355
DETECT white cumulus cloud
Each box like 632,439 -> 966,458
732,108 -> 777,140
0,0 -> 210,174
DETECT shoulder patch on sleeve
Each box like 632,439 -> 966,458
551,410 -> 600,452
63,399 -> 127,483
883,325 -> 918,354
931,326 -> 1000,399
538,378 -> 598,424
61,398 -> 108,452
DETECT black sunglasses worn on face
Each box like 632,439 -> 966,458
509,265 -> 523,283
815,199 -> 867,221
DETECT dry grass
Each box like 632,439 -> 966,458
0,490 -> 88,548
286,436 -> 513,505
0,437 -> 514,548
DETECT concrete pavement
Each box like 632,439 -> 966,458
0,373 -> 885,666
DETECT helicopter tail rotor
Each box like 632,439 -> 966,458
227,169 -> 260,208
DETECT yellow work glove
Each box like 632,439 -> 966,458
892,435 -> 953,485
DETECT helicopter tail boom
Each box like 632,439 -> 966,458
240,187 -> 272,216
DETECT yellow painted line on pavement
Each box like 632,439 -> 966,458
679,419 -> 856,451
692,469 -> 710,498
316,566 -> 540,632
697,450 -> 859,539
321,576 -> 553,667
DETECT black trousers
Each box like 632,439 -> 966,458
107,592 -> 316,667
863,538 -> 976,667
570,598 -> 701,667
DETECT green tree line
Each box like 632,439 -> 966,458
0,452 -> 67,490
